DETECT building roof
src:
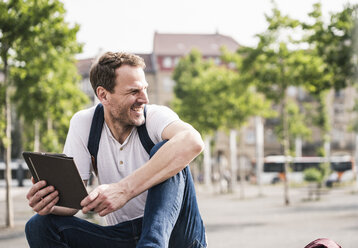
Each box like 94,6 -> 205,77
76,58 -> 94,78
153,32 -> 239,56
76,53 -> 154,78
136,53 -> 155,73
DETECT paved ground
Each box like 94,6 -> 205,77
0,181 -> 357,247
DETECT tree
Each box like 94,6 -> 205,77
221,48 -> 274,195
236,4 -> 328,205
13,27 -> 88,152
173,49 -> 273,194
0,0 -> 87,227
172,50 -> 228,188
274,99 -> 312,155
303,3 -> 358,158
303,162 -> 330,200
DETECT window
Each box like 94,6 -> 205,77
335,89 -> 344,98
245,130 -> 255,145
163,57 -> 172,68
163,77 -> 175,92
265,128 -> 277,143
214,57 -> 221,65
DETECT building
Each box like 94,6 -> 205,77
77,32 -> 358,179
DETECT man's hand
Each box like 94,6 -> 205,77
81,183 -> 130,217
26,178 -> 59,215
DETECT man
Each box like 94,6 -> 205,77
25,52 -> 207,247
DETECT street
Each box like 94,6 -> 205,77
0,182 -> 357,247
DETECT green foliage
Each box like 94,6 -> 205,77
299,3 -> 358,152
237,5 -> 310,102
274,100 -> 312,153
350,94 -> 358,133
236,4 -> 320,160
304,162 -> 331,184
173,49 -> 273,136
172,50 -> 222,135
313,91 -> 331,134
303,3 -> 358,92
0,0 -> 89,153
304,167 -> 322,182
0,85 -> 5,146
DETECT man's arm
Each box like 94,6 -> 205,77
81,120 -> 204,216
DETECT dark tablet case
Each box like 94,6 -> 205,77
22,152 -> 88,209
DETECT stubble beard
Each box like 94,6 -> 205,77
111,106 -> 145,128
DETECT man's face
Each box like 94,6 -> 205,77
106,65 -> 149,127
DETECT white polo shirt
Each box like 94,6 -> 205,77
63,104 -> 179,225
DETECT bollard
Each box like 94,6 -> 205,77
16,162 -> 24,187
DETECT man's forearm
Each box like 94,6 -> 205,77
121,129 -> 204,200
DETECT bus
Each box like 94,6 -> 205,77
263,155 -> 355,184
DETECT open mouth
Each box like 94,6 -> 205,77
131,106 -> 144,114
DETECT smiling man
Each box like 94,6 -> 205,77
25,52 -> 207,248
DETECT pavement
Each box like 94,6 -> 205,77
0,180 -> 357,248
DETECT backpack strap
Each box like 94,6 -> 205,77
88,104 -> 104,176
87,103 -> 154,176
137,105 -> 155,154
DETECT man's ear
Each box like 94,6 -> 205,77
96,86 -> 109,104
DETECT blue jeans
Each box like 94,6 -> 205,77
25,140 -> 206,248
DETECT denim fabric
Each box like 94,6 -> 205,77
25,140 -> 206,248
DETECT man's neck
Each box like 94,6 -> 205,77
104,114 -> 133,144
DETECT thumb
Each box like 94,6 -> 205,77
81,189 -> 99,207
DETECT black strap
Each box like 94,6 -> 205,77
88,104 -> 105,176
87,103 -> 154,176
137,105 -> 155,154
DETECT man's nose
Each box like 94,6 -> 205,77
138,90 -> 149,104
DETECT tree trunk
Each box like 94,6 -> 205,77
355,134 -> 358,190
218,151 -> 226,194
4,58 -> 14,227
255,116 -> 264,196
203,135 -> 212,188
239,155 -> 245,199
229,129 -> 237,193
34,119 -> 40,152
47,117 -> 53,131
295,136 -> 302,157
324,136 -> 330,161
282,93 -> 290,206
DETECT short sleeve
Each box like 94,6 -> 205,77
145,105 -> 179,144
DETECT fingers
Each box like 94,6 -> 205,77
81,190 -> 99,207
26,180 -> 47,200
27,181 -> 59,215
81,184 -> 126,216
93,203 -> 107,216
28,185 -> 56,207
89,198 -> 113,217
98,207 -> 112,217
32,190 -> 59,213
38,195 -> 59,216
81,190 -> 99,214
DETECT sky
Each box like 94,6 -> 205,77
62,0 -> 358,59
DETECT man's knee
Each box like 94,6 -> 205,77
25,214 -> 54,236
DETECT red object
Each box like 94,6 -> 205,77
304,238 -> 342,248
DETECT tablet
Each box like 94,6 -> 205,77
22,152 -> 88,209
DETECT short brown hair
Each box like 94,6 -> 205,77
89,52 -> 146,95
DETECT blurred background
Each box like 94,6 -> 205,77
1,0 -> 358,247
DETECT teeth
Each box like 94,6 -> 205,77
132,107 -> 143,112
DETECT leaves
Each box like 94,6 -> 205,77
0,0 -> 88,153
173,49 -> 273,135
